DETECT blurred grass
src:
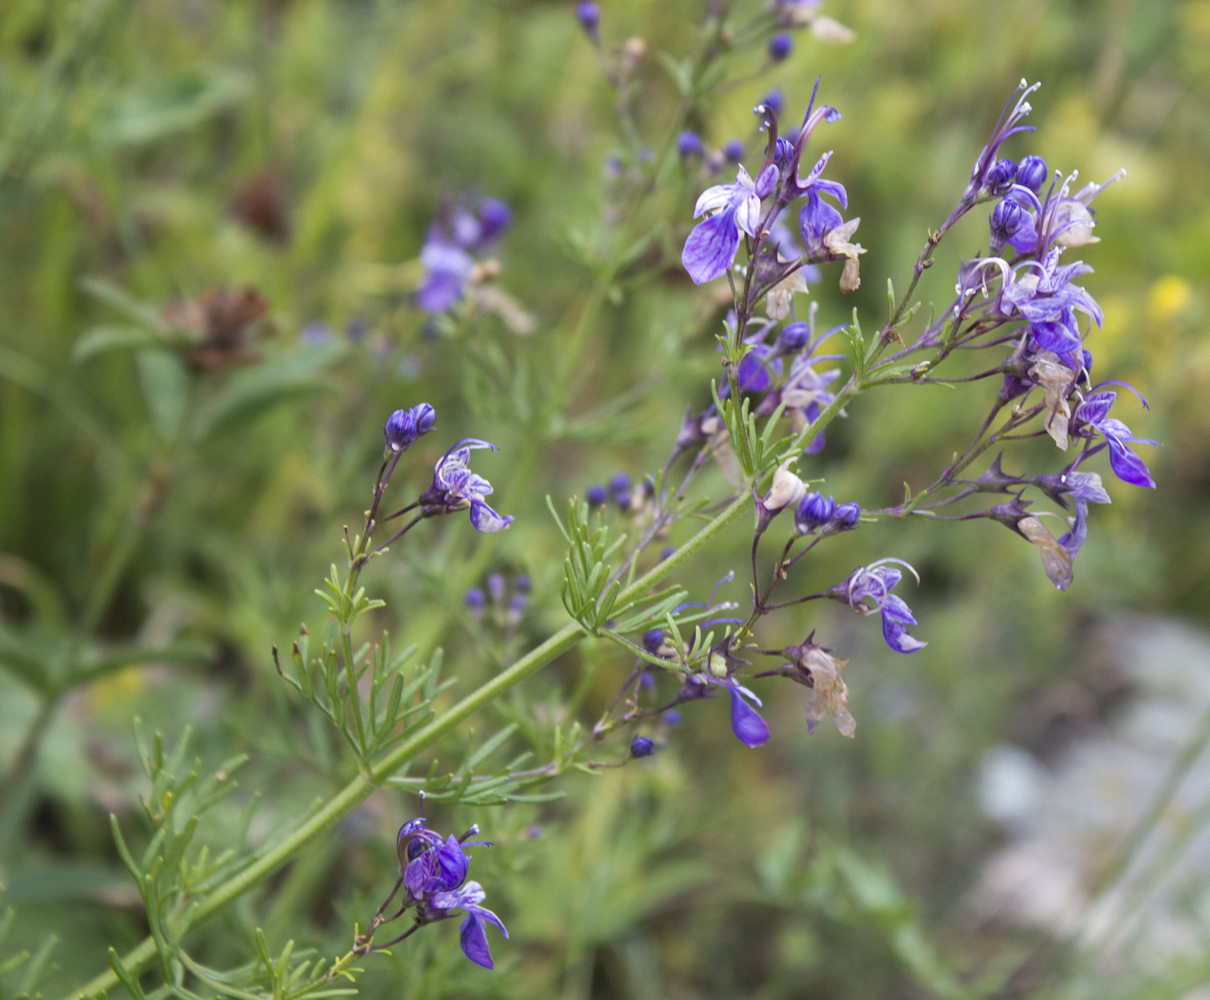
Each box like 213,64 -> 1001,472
1,0 -> 1208,998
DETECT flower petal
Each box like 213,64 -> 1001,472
459,913 -> 495,969
682,209 -> 740,285
728,689 -> 770,747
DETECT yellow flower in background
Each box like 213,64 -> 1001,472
1148,275 -> 1193,325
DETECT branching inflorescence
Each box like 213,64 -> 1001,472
66,8 -> 1156,997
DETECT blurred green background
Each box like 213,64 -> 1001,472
1,0 -> 1208,998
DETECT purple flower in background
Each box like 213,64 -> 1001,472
575,1 -> 600,41
420,440 -> 514,532
678,131 -> 705,159
418,242 -> 474,313
682,164 -> 779,284
769,32 -> 793,61
1072,391 -> 1158,488
417,196 -> 513,314
831,561 -> 926,653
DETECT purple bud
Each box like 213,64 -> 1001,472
514,573 -> 531,593
487,572 -> 506,603
768,33 -> 792,61
987,158 -> 1017,195
477,198 -> 512,241
677,131 -> 705,159
723,139 -> 745,162
465,587 -> 485,614
991,198 -> 1025,238
795,493 -> 835,533
412,402 -> 436,436
384,408 -> 416,452
507,593 -> 526,623
663,710 -> 682,727
642,629 -> 664,653
586,484 -> 607,506
575,1 -> 600,40
614,489 -> 632,509
660,545 -> 676,561
772,136 -> 794,167
609,472 -> 632,496
630,736 -> 655,758
832,501 -> 861,530
779,321 -> 811,351
1016,154 -> 1048,192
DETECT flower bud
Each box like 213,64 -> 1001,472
760,460 -> 808,526
795,492 -> 835,533
384,408 -> 416,452
586,483 -> 606,506
465,587 -> 485,617
575,1 -> 600,41
630,736 -> 655,758
778,321 -> 811,352
986,158 -> 1017,195
677,131 -> 705,160
989,198 -> 1027,255
723,139 -> 745,162
768,32 -> 793,61
1016,154 -> 1047,192
832,501 -> 861,530
412,402 -> 436,436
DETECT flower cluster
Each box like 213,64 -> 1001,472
359,814 -> 507,970
681,82 -> 863,295
417,195 -> 512,314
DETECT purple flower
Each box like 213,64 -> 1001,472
420,440 -> 514,532
417,196 -> 513,314
682,164 -> 779,284
418,242 -> 475,313
442,882 -> 509,969
393,817 -> 507,970
1072,391 -> 1158,488
723,139 -> 745,162
679,670 -> 769,747
1055,470 -> 1112,561
831,561 -> 926,653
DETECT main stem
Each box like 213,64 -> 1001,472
63,490 -> 751,1000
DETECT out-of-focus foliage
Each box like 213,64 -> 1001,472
0,0 -> 1206,998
